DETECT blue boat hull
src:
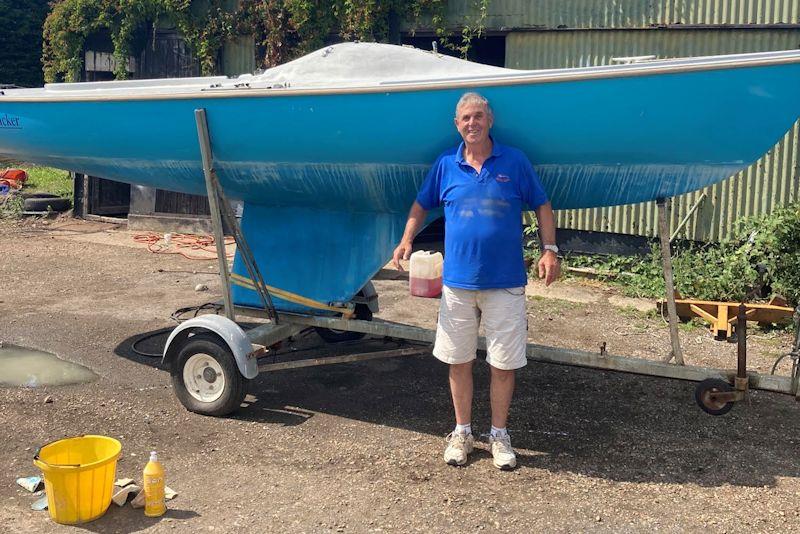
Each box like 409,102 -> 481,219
2,61 -> 799,312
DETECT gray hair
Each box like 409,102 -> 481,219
455,92 -> 493,118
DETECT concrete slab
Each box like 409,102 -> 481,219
525,281 -> 601,304
608,295 -> 657,313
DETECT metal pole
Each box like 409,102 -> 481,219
736,304 -> 747,377
657,198 -> 685,365
735,303 -> 749,391
194,108 -> 234,321
670,192 -> 707,242
258,347 -> 427,372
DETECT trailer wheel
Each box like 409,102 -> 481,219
315,303 -> 372,343
694,378 -> 734,416
171,333 -> 248,416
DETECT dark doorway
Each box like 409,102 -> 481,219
138,29 -> 200,79
73,174 -> 130,218
400,34 -> 507,67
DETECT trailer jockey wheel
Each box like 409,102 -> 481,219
171,333 -> 248,417
315,303 -> 373,343
694,378 -> 735,416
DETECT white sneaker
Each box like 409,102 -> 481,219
443,432 -> 475,466
489,434 -> 517,470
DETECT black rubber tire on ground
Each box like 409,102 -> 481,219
694,378 -> 735,416
170,333 -> 248,417
23,196 -> 71,212
21,192 -> 60,199
315,303 -> 373,343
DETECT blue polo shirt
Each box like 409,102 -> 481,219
416,140 -> 548,290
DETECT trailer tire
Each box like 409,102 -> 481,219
315,303 -> 372,343
171,333 -> 248,416
694,378 -> 734,416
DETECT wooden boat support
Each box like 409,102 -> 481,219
158,107 -> 799,419
662,298 -> 795,340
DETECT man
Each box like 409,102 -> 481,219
392,92 -> 560,470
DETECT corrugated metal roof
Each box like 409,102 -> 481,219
506,28 -> 800,241
441,0 -> 800,30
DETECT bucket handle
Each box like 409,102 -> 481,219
33,454 -> 81,469
33,447 -> 81,469
33,435 -> 120,470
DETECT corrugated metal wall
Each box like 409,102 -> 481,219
505,28 -> 800,68
222,36 -> 255,77
505,28 -> 800,241
222,0 -> 255,76
444,0 -> 800,29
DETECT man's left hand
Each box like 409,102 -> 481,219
538,251 -> 561,286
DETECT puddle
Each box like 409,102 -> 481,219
0,343 -> 98,387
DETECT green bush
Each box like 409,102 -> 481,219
734,203 -> 800,306
541,203 -> 800,306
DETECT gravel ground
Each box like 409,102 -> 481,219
1,217 -> 798,533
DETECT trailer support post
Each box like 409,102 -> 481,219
658,197 -> 685,365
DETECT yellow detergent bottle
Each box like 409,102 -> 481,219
143,451 -> 166,517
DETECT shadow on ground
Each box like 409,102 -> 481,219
114,327 -> 800,489
72,507 -> 199,534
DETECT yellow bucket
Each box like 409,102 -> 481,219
33,435 -> 122,524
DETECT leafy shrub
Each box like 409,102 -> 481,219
532,203 -> 800,306
733,203 -> 800,306
0,195 -> 24,219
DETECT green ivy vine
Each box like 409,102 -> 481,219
42,0 -> 490,83
430,0 -> 489,59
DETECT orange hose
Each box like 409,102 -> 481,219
133,232 -> 235,260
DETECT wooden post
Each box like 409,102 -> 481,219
657,198 -> 684,365
81,174 -> 89,217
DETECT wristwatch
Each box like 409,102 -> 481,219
543,244 -> 560,256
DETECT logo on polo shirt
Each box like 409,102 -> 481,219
495,174 -> 510,183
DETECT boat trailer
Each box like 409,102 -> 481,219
161,302 -> 800,418
159,109 -> 800,418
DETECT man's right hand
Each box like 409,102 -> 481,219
392,240 -> 413,271
393,202 -> 428,271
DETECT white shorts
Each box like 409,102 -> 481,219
433,285 -> 528,371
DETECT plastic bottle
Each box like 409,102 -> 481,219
143,451 -> 166,517
409,250 -> 443,297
